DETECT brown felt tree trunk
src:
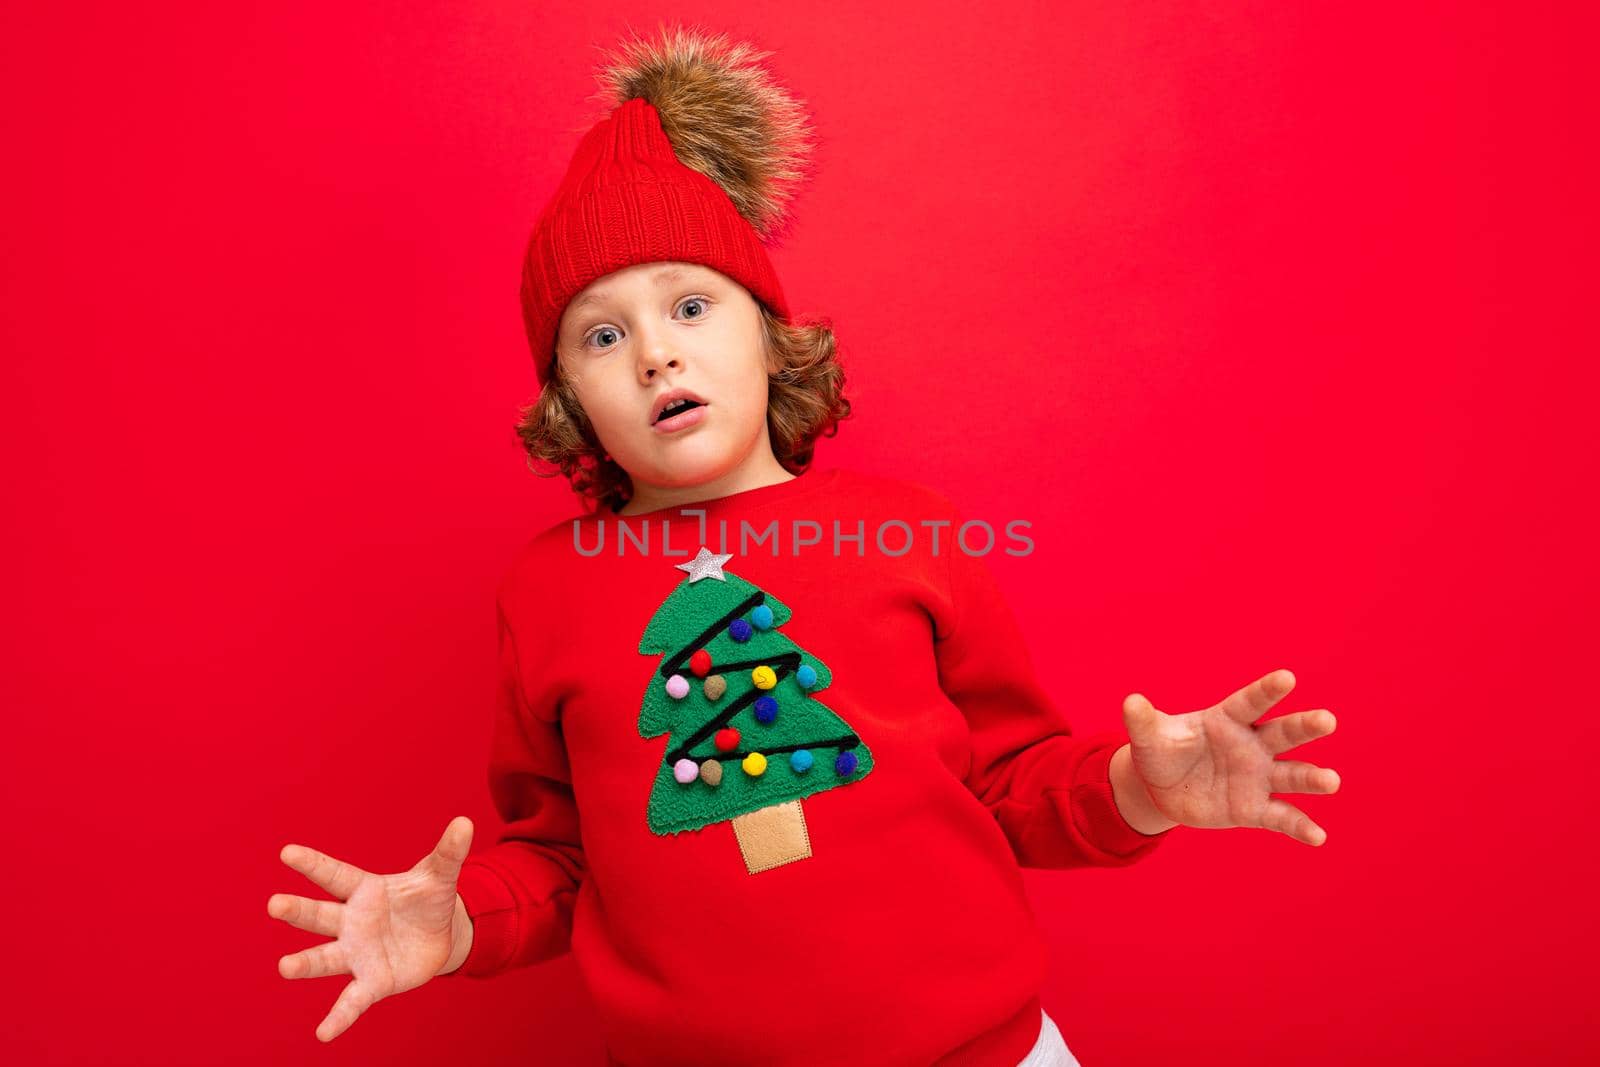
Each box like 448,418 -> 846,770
730,798 -> 813,873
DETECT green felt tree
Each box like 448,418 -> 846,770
637,547 -> 875,873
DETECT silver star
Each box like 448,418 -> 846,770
676,546 -> 734,583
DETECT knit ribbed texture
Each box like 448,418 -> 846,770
520,97 -> 791,386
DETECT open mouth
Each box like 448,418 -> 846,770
653,398 -> 705,425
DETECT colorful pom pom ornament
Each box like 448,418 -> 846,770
665,674 -> 690,699
754,695 -> 778,723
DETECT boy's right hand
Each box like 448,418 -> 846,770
268,816 -> 475,1042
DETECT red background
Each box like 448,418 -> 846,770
4,3 -> 1594,1064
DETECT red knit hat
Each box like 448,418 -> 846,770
521,25 -> 816,388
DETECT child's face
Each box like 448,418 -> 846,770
555,260 -> 778,494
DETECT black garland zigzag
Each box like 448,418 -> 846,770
657,590 -> 859,766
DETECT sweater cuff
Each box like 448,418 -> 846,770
1071,735 -> 1177,858
450,858 -> 521,978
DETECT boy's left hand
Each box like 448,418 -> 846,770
1121,668 -> 1340,845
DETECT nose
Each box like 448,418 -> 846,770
634,319 -> 681,382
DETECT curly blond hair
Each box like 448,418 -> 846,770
514,303 -> 850,515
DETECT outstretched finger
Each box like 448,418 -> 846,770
279,940 -> 348,981
316,978 -> 378,1043
417,815 -> 474,883
267,893 -> 343,937
1268,759 -> 1341,796
1257,708 -> 1337,755
1259,797 -> 1329,846
280,843 -> 366,901
1217,668 -> 1297,727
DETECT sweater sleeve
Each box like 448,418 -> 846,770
450,592 -> 587,977
933,521 -> 1175,868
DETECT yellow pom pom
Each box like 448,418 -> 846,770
751,665 -> 777,690
742,752 -> 768,776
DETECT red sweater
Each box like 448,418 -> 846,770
452,466 -> 1173,1066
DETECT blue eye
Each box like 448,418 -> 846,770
581,296 -> 712,351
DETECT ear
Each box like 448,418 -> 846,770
756,306 -> 782,377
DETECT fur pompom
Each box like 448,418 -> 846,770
589,22 -> 816,244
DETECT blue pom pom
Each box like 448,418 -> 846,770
728,618 -> 753,642
754,695 -> 778,723
835,750 -> 858,776
790,749 -> 813,773
795,664 -> 817,689
750,604 -> 774,630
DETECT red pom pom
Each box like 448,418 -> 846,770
690,649 -> 713,677
714,727 -> 741,752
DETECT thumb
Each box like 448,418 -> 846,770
422,816 -> 474,883
1121,692 -> 1160,740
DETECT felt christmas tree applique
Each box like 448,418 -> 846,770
638,546 -> 874,874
